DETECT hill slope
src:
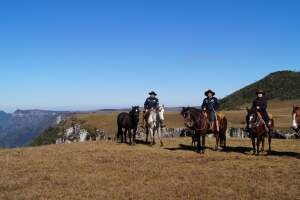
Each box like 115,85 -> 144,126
220,71 -> 300,110
1,138 -> 299,200
0,110 -> 69,148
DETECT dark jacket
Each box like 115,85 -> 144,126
144,97 -> 159,110
252,97 -> 267,111
201,97 -> 219,112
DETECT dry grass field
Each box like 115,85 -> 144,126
75,99 -> 300,135
1,138 -> 299,200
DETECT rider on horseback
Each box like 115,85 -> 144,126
252,90 -> 271,131
143,91 -> 166,128
201,89 -> 219,132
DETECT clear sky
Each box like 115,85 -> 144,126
0,0 -> 300,112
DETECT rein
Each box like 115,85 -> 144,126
186,110 -> 208,133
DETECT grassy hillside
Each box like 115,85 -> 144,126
1,138 -> 299,200
220,71 -> 300,110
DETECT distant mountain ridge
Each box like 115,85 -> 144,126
0,109 -> 70,148
220,70 -> 300,110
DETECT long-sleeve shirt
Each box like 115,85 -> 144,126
252,97 -> 267,111
201,97 -> 219,111
144,97 -> 159,110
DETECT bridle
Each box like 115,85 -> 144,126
248,111 -> 264,129
183,109 -> 208,132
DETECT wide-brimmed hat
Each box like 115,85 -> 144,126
204,89 -> 215,96
149,91 -> 157,96
256,90 -> 265,95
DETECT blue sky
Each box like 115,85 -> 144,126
0,0 -> 300,112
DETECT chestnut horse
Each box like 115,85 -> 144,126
292,106 -> 300,133
181,107 -> 227,154
246,108 -> 274,155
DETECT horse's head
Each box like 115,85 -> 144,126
130,106 -> 140,122
181,107 -> 194,128
293,105 -> 300,115
157,105 -> 165,121
246,107 -> 258,129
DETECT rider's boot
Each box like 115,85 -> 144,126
264,122 -> 269,133
209,122 -> 214,132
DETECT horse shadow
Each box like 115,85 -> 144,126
165,144 -> 197,152
135,139 -> 151,145
267,150 -> 300,159
165,144 -> 219,152
165,144 -> 300,159
221,146 -> 253,155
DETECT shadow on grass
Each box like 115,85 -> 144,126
165,144 -> 197,152
165,144 -> 300,159
221,146 -> 253,155
268,150 -> 300,159
135,139 -> 151,145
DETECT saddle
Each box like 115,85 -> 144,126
203,111 -> 225,132
203,111 -> 225,120
268,113 -> 273,120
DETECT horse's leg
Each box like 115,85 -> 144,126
223,134 -> 227,150
152,127 -> 156,145
146,127 -> 149,143
156,127 -> 163,147
268,131 -> 272,153
196,133 -> 201,153
256,136 -> 260,155
202,134 -> 206,154
117,126 -> 121,142
120,128 -> 124,143
261,135 -> 265,153
128,129 -> 132,145
149,127 -> 154,146
160,128 -> 164,147
251,136 -> 256,155
215,133 -> 219,151
124,129 -> 128,143
132,129 -> 137,144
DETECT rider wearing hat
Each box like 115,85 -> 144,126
144,91 -> 159,111
201,89 -> 219,131
252,90 -> 270,127
143,91 -> 165,128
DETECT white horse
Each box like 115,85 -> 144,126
146,106 -> 165,146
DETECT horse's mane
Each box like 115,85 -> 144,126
129,106 -> 139,116
181,107 -> 203,117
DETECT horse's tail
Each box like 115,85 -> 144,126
219,116 -> 228,135
116,114 -> 123,140
219,117 -> 228,146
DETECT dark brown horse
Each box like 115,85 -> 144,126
181,107 -> 227,154
246,108 -> 274,155
117,106 -> 140,145
292,106 -> 300,133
